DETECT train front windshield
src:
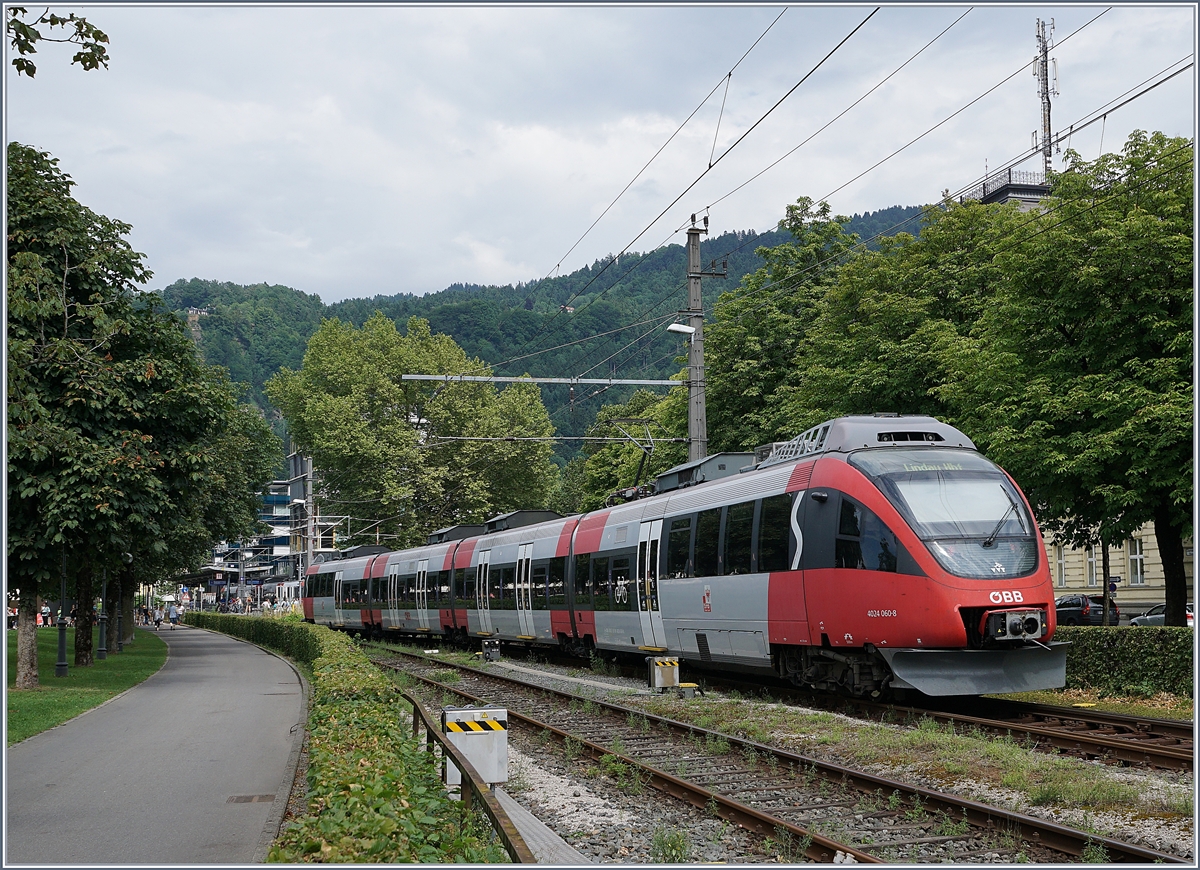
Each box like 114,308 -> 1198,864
848,449 -> 1039,579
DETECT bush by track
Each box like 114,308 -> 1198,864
1053,625 -> 1193,697
185,613 -> 508,863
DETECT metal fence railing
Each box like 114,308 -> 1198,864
403,691 -> 536,864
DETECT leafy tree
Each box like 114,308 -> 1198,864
6,6 -> 109,77
704,198 -> 862,451
266,314 -> 559,547
7,143 -> 280,681
941,131 -> 1193,624
571,388 -> 688,511
769,197 -> 1029,432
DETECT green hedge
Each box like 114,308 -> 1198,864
186,614 -> 507,863
185,612 -> 324,665
1053,625 -> 1194,697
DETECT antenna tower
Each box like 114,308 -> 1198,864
1034,18 -> 1059,176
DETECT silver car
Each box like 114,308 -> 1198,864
1129,603 -> 1194,627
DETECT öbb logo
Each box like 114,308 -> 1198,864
989,590 -> 1024,604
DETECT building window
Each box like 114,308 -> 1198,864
1086,546 -> 1097,586
1128,539 -> 1146,586
1055,545 -> 1067,587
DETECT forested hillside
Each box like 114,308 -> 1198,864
160,206 -> 927,446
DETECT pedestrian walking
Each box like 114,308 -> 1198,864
153,607 -> 164,630
168,603 -> 180,629
40,604 -> 50,628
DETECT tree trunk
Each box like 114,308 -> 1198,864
74,563 -> 94,667
16,585 -> 40,689
106,577 -> 120,652
1154,502 -> 1190,626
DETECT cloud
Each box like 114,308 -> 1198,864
5,5 -> 1193,302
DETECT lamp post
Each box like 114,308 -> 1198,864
97,567 -> 108,661
55,548 -> 69,677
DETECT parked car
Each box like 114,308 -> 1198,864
1129,603 -> 1194,627
1054,594 -> 1120,626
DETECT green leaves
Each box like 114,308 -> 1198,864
267,313 -> 559,545
7,7 -> 110,78
7,142 -> 281,595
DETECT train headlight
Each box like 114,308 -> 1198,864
985,609 -> 1046,641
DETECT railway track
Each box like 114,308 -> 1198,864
696,676 -> 1194,772
405,641 -> 1194,771
370,647 -> 1185,864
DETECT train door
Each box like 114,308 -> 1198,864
515,544 -> 535,638
416,559 -> 431,631
475,550 -> 494,634
386,563 -> 400,629
637,520 -> 666,649
332,570 -> 346,627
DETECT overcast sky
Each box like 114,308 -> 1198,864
5,4 -> 1195,304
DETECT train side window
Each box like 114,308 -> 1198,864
592,555 -> 611,611
437,570 -> 450,604
723,501 -> 754,575
402,574 -> 416,604
574,554 -> 592,606
694,509 -> 720,577
548,557 -> 566,607
499,565 -> 515,609
666,516 -> 692,579
758,493 -> 792,572
532,564 -> 549,610
611,555 -> 634,610
836,497 -> 899,572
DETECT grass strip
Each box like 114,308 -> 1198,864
6,627 -> 168,745
185,614 -> 509,863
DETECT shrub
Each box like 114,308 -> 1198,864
186,614 -> 507,863
1053,625 -> 1193,697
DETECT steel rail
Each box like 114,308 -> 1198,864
989,700 -> 1195,741
690,668 -> 1194,771
376,649 -> 1186,864
403,690 -> 537,864
391,661 -> 880,863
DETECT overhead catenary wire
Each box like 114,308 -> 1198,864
690,44 -> 1189,327
490,9 -> 790,370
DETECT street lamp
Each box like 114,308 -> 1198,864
666,322 -> 696,336
97,566 -> 109,661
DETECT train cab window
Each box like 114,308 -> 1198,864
723,501 -> 754,575
758,493 -> 792,572
695,509 -> 720,577
548,557 -> 566,607
611,555 -> 634,610
532,564 -> 548,610
666,517 -> 692,578
591,555 -> 611,611
836,497 -> 899,572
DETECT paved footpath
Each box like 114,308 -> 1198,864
6,625 -> 305,865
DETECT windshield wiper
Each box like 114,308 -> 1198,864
982,485 -> 1025,548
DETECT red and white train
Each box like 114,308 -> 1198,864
302,415 -> 1066,697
